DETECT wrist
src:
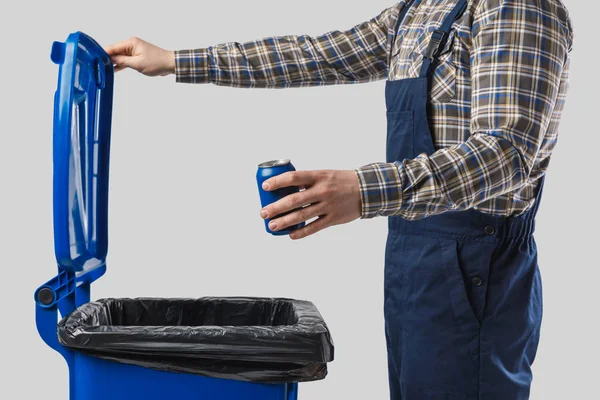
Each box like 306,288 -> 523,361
351,169 -> 364,219
353,169 -> 366,218
163,50 -> 176,75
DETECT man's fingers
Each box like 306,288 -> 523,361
104,38 -> 136,56
263,171 -> 315,191
289,216 -> 330,240
111,55 -> 131,69
261,189 -> 318,220
268,204 -> 323,232
111,55 -> 141,71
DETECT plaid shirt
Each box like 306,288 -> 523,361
175,0 -> 574,219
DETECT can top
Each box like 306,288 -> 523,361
258,159 -> 291,168
51,32 -> 114,273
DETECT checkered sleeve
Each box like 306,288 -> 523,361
174,4 -> 404,87
356,0 -> 573,219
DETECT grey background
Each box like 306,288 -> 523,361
0,0 -> 595,399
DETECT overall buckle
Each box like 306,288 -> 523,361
423,30 -> 449,60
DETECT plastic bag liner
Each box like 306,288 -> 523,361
57,297 -> 334,383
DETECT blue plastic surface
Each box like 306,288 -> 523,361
35,32 -> 111,360
52,32 -> 113,273
71,353 -> 298,400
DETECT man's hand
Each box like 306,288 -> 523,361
105,37 -> 175,76
260,170 -> 362,240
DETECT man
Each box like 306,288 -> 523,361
107,0 -> 573,398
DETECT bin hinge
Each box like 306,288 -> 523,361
35,265 -> 106,360
35,265 -> 106,309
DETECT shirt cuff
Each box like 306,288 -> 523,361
174,48 -> 211,84
354,162 -> 403,219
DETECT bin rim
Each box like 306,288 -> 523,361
58,297 -> 335,365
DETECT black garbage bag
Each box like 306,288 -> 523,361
57,297 -> 334,383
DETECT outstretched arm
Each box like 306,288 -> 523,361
355,0 -> 573,219
175,4 -> 401,87
105,3 -> 404,87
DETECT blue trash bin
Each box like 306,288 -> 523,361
34,32 -> 334,400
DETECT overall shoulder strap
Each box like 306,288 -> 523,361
419,0 -> 469,77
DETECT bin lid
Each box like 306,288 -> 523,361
51,32 -> 114,272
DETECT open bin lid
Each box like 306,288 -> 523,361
51,32 -> 114,273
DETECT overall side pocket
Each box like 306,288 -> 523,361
437,238 -> 491,366
438,239 -> 480,329
393,235 -> 481,391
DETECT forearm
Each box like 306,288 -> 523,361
355,133 -> 529,219
174,4 -> 401,87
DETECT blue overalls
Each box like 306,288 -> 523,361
384,0 -> 544,398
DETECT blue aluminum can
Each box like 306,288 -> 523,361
257,159 -> 305,236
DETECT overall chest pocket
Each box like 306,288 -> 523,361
410,29 -> 458,103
